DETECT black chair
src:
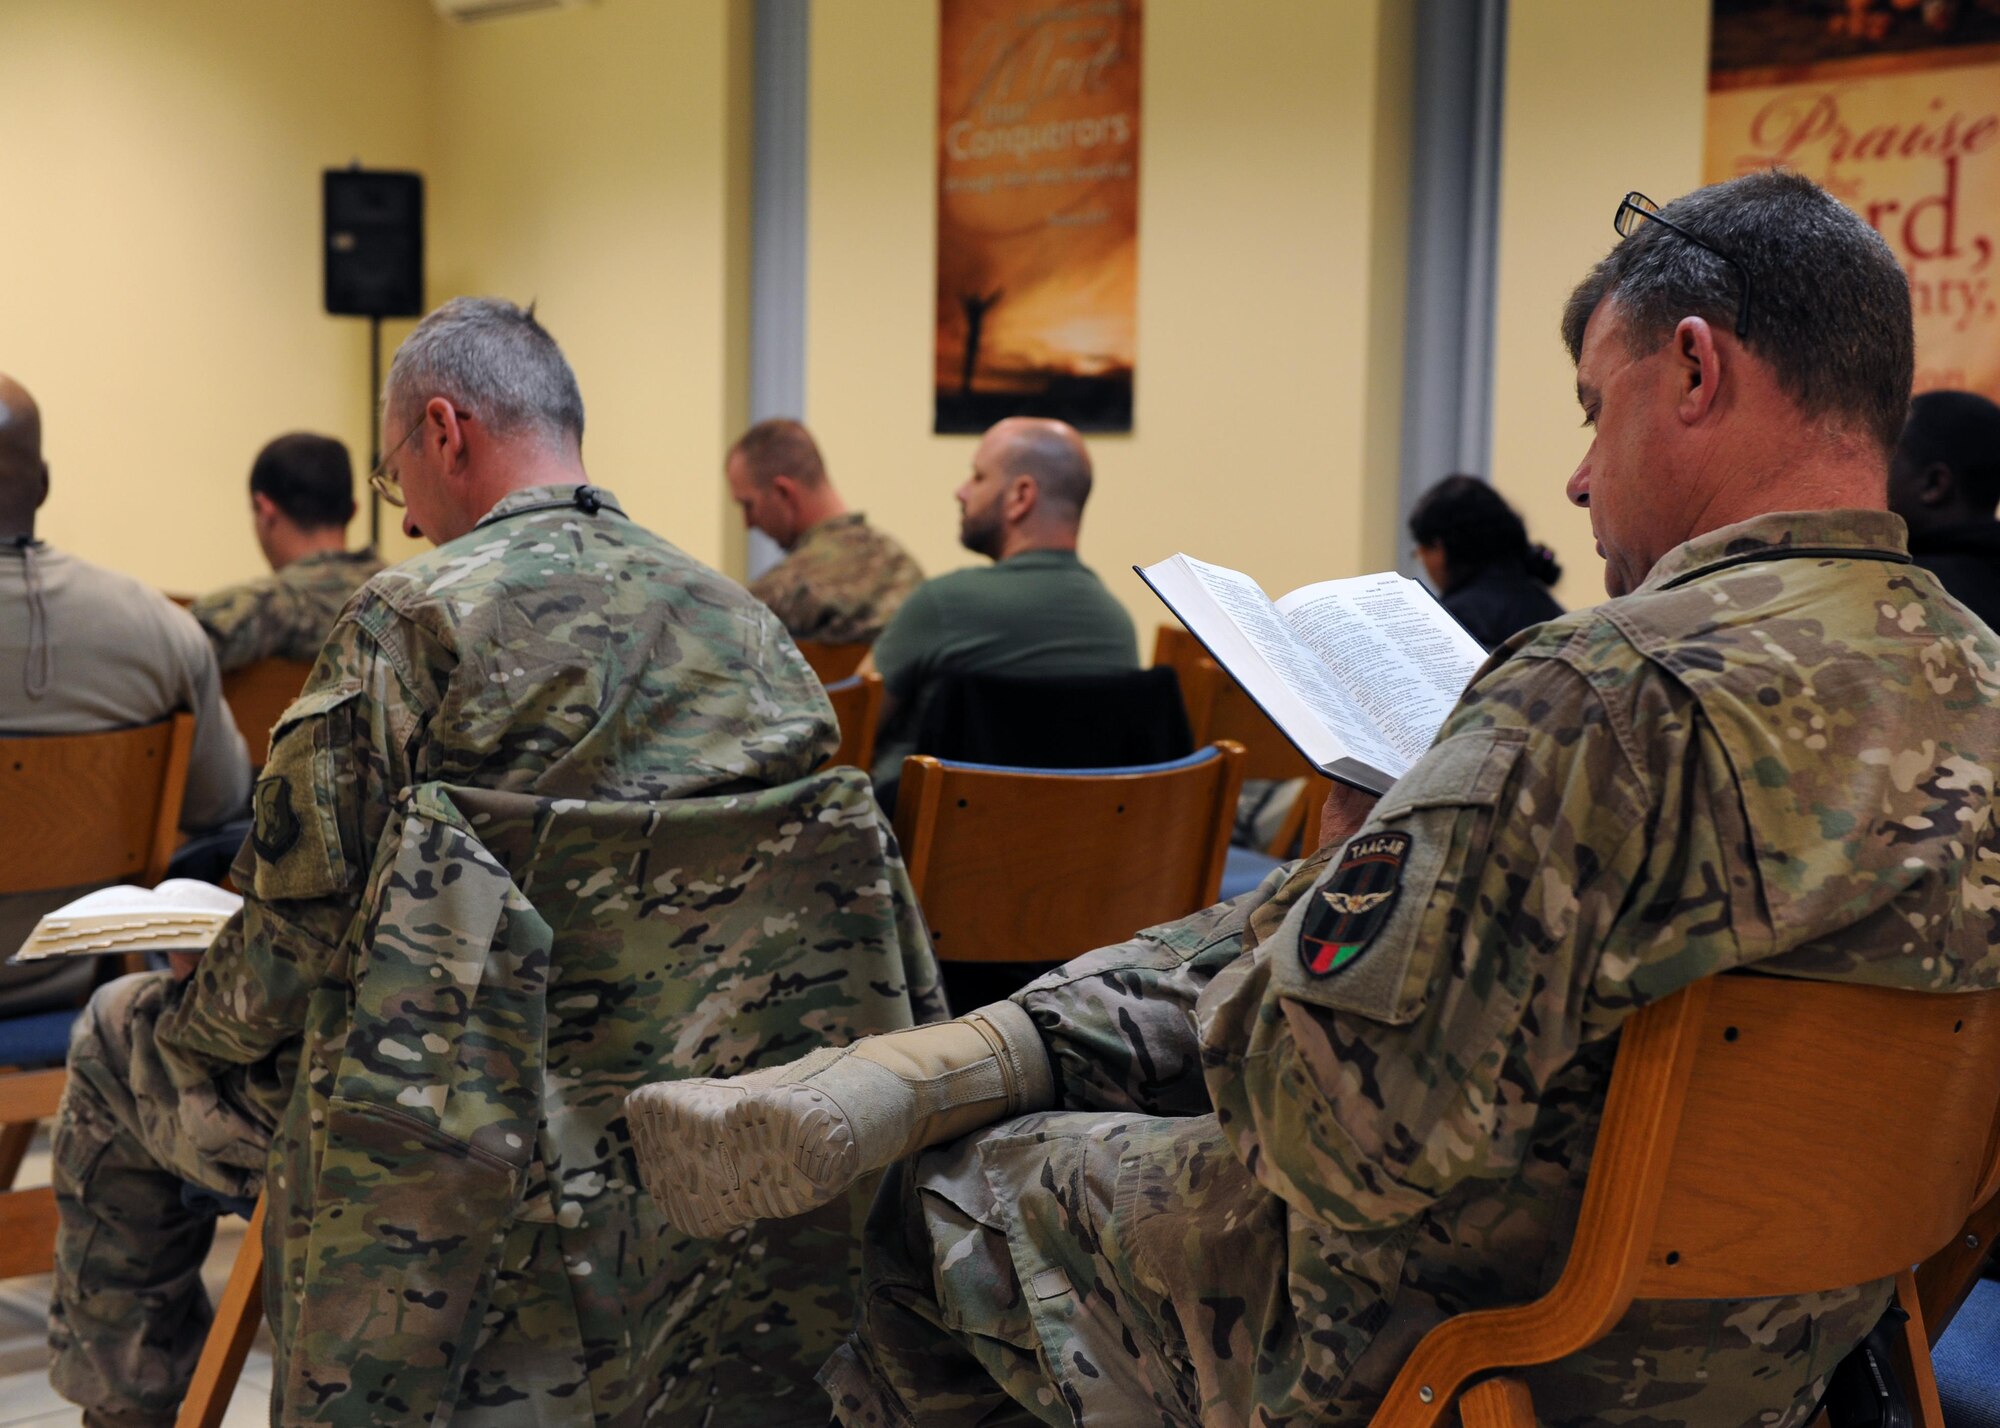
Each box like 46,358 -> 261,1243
915,667 -> 1193,767
878,667 -> 1195,817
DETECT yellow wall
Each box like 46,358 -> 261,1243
0,0 -> 434,593
431,0 -> 750,576
803,1 -> 1414,633
1488,0 -> 1711,609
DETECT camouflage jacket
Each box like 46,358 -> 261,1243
190,548 -> 383,673
748,511 -> 924,645
1195,509 -> 2000,1423
276,774 -> 940,1427
150,485 -> 848,1417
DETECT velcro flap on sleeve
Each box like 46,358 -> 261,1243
250,683 -> 365,903
1268,726 -> 1526,1025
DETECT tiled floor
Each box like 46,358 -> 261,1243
0,1138 -> 274,1428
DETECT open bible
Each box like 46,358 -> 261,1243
1138,554 -> 1490,795
9,879 -> 242,964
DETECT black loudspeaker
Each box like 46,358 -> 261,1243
323,168 -> 424,318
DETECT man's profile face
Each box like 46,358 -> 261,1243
956,434 -> 1008,560
386,406 -> 457,547
1566,301 -> 1680,598
726,452 -> 797,548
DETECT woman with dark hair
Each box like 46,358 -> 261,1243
1407,473 -> 1564,648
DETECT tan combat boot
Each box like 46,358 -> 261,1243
626,1000 -> 1053,1238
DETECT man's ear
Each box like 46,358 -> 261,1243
1920,462 -> 1957,508
429,398 -> 471,471
1004,474 -> 1039,522
770,473 -> 801,510
1673,315 -> 1723,426
250,491 -> 280,526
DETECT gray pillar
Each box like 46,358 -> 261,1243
1397,0 -> 1507,578
745,0 -> 809,580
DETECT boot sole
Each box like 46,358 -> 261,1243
626,1079 -> 860,1239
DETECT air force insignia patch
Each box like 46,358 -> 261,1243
251,775 -> 302,862
1300,830 -> 1410,977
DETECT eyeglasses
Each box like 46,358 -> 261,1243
1613,191 -> 1754,341
367,416 -> 425,509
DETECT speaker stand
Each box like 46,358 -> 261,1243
367,315 -> 383,552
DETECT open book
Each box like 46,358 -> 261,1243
1138,554 -> 1490,795
9,879 -> 242,964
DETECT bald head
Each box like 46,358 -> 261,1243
0,374 -> 48,536
986,418 -> 1092,520
956,417 -> 1095,561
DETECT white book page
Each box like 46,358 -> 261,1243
41,880 -> 243,921
1275,573 -> 1488,771
1177,558 -> 1406,776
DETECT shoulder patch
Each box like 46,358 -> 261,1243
1300,831 -> 1410,977
252,774 -> 302,862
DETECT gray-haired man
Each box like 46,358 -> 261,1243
48,298 -> 840,1426
631,172 -> 2000,1425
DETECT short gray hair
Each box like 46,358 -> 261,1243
384,297 -> 585,447
1562,170 -> 1912,454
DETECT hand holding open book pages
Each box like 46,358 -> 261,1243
1138,554 -> 1490,795
10,879 -> 243,964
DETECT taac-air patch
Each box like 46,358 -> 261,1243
1300,830 -> 1410,977
252,775 -> 302,862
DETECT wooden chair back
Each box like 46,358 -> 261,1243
1153,624 -> 1313,784
892,743 -> 1246,969
175,1194 -> 268,1428
1372,973 -> 2000,1428
0,713 -> 195,893
794,639 -> 869,684
0,1067 -> 65,1278
824,673 -> 884,771
221,657 -> 315,768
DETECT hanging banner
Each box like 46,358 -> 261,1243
934,0 -> 1142,434
1706,3 -> 2000,404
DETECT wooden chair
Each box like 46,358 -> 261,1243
1154,624 -> 1321,856
824,673 -> 884,772
0,714 -> 196,1274
220,657 -> 314,768
175,1194 -> 267,1428
893,743 -> 1246,1010
1369,973 -> 2000,1428
794,639 -> 869,684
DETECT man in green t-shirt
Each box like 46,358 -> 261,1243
863,416 -> 1138,786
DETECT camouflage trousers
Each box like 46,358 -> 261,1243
821,892 -> 1268,1428
49,972 -> 275,1426
818,885 -> 1880,1428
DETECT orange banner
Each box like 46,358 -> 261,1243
934,0 -> 1141,433
1706,3 -> 2000,403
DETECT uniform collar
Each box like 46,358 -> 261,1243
997,548 -> 1082,569
290,548 -> 376,569
473,483 -> 625,532
1638,510 -> 1910,593
792,511 -> 865,550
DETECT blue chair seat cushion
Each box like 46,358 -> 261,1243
1937,1275 -> 2000,1428
1220,845 -> 1283,902
0,1008 -> 79,1069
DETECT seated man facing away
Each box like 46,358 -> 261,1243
1886,388 -> 2000,630
189,432 -> 382,673
0,372 -> 250,1019
864,415 -> 1139,786
729,417 -> 925,646
631,171 -> 2000,1427
48,298 -> 848,1428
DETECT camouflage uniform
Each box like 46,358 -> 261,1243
749,511 -> 925,646
189,547 -> 383,673
50,485 -> 878,1426
823,510 -> 2000,1428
